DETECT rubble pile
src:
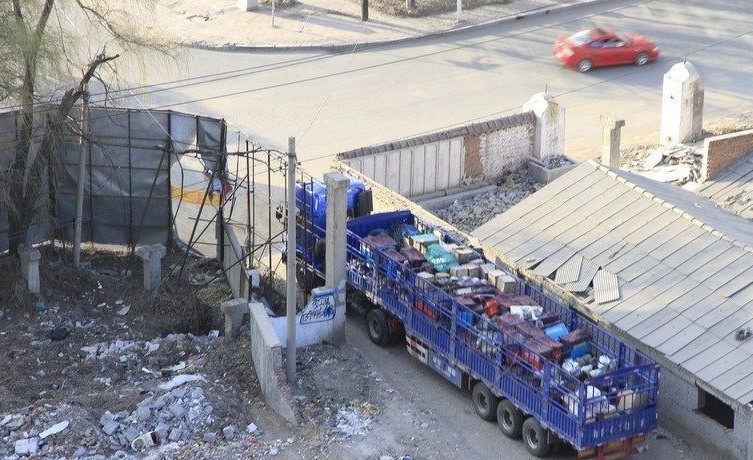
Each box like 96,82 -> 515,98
621,143 -> 704,185
434,170 -> 544,232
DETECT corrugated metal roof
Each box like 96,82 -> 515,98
532,247 -> 574,277
472,160 -> 753,406
697,155 -> 753,221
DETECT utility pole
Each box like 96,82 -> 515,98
361,0 -> 368,22
73,86 -> 89,267
285,137 -> 297,386
456,0 -> 462,23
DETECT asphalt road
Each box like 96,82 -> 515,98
125,0 -> 753,168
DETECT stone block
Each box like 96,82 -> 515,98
221,298 -> 249,337
18,244 -> 41,294
15,437 -> 40,455
136,244 -> 166,292
168,428 -> 183,442
102,420 -> 120,435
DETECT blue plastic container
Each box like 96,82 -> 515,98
458,310 -> 473,327
297,179 -> 364,220
346,180 -> 365,212
296,181 -> 327,219
569,341 -> 590,358
545,322 -> 569,340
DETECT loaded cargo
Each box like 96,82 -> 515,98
290,179 -> 659,459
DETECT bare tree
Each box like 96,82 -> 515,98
0,0 -> 171,255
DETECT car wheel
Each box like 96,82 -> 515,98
576,59 -> 592,72
366,309 -> 390,346
496,399 -> 523,439
472,382 -> 499,421
522,416 -> 551,457
635,52 -> 650,66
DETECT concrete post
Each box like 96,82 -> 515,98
135,244 -> 167,292
221,298 -> 248,337
18,244 -> 41,294
236,0 -> 258,11
600,114 -> 625,168
522,93 -> 566,160
660,62 -> 704,145
325,172 -> 350,342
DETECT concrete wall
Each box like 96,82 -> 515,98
337,113 -> 535,199
657,364 -> 744,460
702,129 -> 753,182
248,302 -> 298,425
269,283 -> 346,348
220,220 -> 250,300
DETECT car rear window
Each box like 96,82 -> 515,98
567,31 -> 593,46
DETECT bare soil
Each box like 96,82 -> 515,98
0,245 -> 387,459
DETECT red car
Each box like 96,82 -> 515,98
553,28 -> 659,72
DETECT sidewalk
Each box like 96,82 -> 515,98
150,0 -> 596,51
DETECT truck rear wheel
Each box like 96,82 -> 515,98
522,416 -> 551,457
497,399 -> 523,439
366,309 -> 390,346
472,382 -> 498,421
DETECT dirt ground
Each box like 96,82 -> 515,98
0,245 -> 396,459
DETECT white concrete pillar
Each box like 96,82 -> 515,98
135,244 -> 166,292
236,0 -> 258,11
18,244 -> 41,294
324,172 -> 350,342
600,114 -> 625,168
660,62 -> 704,145
522,93 -> 566,160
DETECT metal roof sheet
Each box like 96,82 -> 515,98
472,160 -> 753,405
532,247 -> 575,277
698,155 -> 753,220
562,258 -> 600,292
555,254 -> 582,284
592,269 -> 620,304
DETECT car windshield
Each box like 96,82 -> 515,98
567,30 -> 593,46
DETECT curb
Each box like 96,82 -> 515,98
186,0 -> 606,53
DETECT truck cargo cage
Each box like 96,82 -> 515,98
291,184 -> 659,458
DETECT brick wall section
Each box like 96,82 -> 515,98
702,129 -> 753,181
479,124 -> 534,178
464,133 -> 483,178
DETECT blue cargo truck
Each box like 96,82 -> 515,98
291,180 -> 660,459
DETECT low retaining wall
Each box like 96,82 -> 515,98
337,113 -> 535,198
248,302 -> 298,425
702,129 -> 753,181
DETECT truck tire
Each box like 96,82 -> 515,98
522,416 -> 551,457
472,382 -> 498,421
496,399 -> 523,439
366,309 -> 390,346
